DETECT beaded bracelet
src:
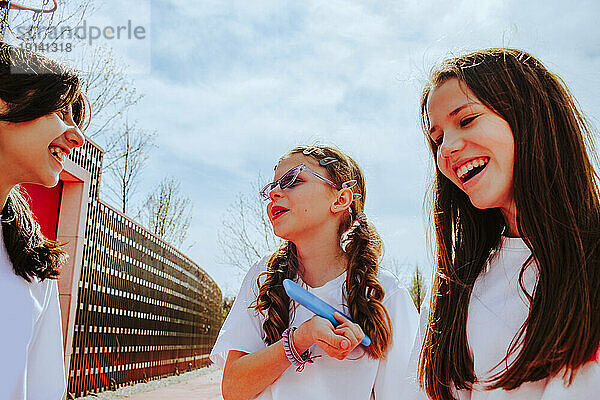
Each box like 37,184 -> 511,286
282,327 -> 320,372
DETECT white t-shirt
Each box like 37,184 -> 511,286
210,256 -> 418,399
407,236 -> 599,399
0,225 -> 66,400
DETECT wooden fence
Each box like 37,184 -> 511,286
66,140 -> 221,397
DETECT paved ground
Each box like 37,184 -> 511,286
126,368 -> 223,400
76,365 -> 223,400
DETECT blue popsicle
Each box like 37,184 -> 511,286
283,278 -> 371,346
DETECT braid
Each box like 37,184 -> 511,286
253,144 -> 392,357
252,241 -> 299,345
344,218 -> 392,358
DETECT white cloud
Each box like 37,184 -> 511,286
99,0 -> 600,294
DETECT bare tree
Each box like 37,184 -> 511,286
217,176 -> 280,272
2,1 -> 157,220
104,118 -> 156,214
382,258 -> 428,311
138,177 -> 192,247
217,181 -> 431,311
221,296 -> 235,324
1,0 -> 95,43
408,265 -> 427,312
1,2 -> 143,142
382,257 -> 413,282
78,46 -> 143,139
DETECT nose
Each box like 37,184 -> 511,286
438,131 -> 464,159
63,123 -> 85,149
269,184 -> 284,201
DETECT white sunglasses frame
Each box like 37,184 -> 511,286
260,163 -> 359,201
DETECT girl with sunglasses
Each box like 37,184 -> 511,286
211,145 -> 418,399
0,43 -> 87,399
411,48 -> 600,399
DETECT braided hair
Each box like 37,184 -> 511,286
252,145 -> 392,358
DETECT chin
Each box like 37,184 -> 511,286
468,196 -> 501,210
272,229 -> 291,241
271,224 -> 286,239
272,225 -> 297,242
468,200 -> 491,210
38,173 -> 60,188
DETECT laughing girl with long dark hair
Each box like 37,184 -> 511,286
0,43 -> 88,400
412,48 -> 600,399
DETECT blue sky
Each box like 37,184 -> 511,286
76,0 -> 600,296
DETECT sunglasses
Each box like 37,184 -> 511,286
260,164 -> 351,201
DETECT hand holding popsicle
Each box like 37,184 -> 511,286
283,279 -> 371,346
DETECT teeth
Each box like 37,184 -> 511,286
456,157 -> 488,179
49,146 -> 66,162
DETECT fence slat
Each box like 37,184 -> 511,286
66,142 -> 222,397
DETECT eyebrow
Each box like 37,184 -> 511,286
449,102 -> 477,117
428,101 -> 479,134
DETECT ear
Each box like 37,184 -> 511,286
0,98 -> 8,114
330,188 -> 353,215
0,99 -> 8,131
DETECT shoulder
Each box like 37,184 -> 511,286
237,254 -> 271,299
377,269 -> 408,305
246,255 -> 270,280
33,276 -> 59,296
543,361 -> 600,397
377,268 -> 402,293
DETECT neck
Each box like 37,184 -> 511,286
0,182 -> 13,213
0,190 -> 8,211
501,201 -> 519,237
0,157 -> 15,211
293,223 -> 347,288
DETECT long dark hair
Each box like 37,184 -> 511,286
252,145 -> 392,359
0,42 -> 89,282
418,48 -> 600,399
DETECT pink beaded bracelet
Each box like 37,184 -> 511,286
282,327 -> 320,372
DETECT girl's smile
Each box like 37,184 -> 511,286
0,104 -> 84,188
427,78 -> 515,213
48,143 -> 70,164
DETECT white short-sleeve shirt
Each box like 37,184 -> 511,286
0,225 -> 66,400
210,256 -> 418,399
407,236 -> 600,399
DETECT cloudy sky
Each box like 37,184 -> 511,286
43,0 -> 600,296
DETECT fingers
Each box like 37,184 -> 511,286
333,326 -> 359,348
333,311 -> 349,323
314,326 -> 358,360
333,312 -> 365,346
309,314 -> 365,360
316,338 -> 351,360
322,328 -> 350,349
311,320 -> 350,359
